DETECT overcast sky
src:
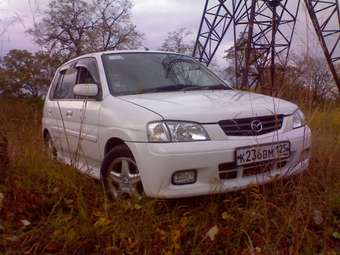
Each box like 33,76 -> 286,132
0,0 -> 328,65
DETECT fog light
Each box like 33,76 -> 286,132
172,170 -> 197,185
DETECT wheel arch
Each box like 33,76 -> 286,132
104,137 -> 127,156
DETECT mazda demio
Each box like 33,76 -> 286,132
42,51 -> 311,199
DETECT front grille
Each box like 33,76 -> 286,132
242,160 -> 288,177
219,115 -> 284,136
219,162 -> 237,180
219,159 -> 288,180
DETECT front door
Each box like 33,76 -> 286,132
50,58 -> 102,175
52,64 -> 82,164
72,59 -> 102,176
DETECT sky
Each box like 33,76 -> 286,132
0,0 -> 330,65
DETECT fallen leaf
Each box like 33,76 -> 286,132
221,212 -> 233,221
326,251 -> 337,255
313,210 -> 323,225
67,229 -> 77,241
332,231 -> 340,240
51,187 -> 59,194
171,229 -> 181,243
122,201 -> 133,210
4,235 -> 18,242
127,238 -> 138,250
94,217 -> 112,228
45,242 -> 58,253
93,210 -> 105,217
52,229 -> 63,238
173,243 -> 180,250
205,225 -> 219,241
0,192 -> 4,209
134,204 -> 142,210
20,219 -> 31,227
157,228 -> 167,241
65,199 -> 74,205
179,216 -> 189,229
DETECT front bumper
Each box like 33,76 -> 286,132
127,126 -> 312,198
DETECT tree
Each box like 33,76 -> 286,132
87,0 -> 143,51
274,53 -> 338,105
0,49 -> 61,97
293,54 -> 337,104
224,32 -> 264,88
27,0 -> 143,58
160,28 -> 194,55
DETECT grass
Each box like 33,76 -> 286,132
0,98 -> 339,254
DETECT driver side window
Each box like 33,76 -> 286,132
77,67 -> 95,84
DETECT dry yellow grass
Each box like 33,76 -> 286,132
0,98 -> 339,254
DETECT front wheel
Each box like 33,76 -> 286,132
101,145 -> 144,200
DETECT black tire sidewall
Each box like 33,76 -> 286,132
45,133 -> 57,159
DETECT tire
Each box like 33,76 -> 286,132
101,144 -> 143,200
44,133 -> 57,160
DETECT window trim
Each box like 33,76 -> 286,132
52,65 -> 78,100
50,57 -> 102,101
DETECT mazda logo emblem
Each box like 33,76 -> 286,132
251,120 -> 263,133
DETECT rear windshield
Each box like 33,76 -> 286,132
101,53 -> 230,96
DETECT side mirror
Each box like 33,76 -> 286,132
73,83 -> 98,97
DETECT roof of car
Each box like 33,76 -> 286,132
62,50 -> 189,66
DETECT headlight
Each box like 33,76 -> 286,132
147,121 -> 210,142
292,109 -> 306,129
147,122 -> 171,142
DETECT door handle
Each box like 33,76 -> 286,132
66,110 -> 73,117
47,109 -> 52,116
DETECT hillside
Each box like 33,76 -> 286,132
0,98 -> 339,254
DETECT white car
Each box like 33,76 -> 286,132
42,51 -> 311,199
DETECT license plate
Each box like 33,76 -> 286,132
235,142 -> 291,166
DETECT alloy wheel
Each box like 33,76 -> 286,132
107,157 -> 142,199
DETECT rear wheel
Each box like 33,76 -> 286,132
101,144 -> 143,200
44,133 -> 57,160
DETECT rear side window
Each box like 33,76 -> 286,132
53,67 -> 77,99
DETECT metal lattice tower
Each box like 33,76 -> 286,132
304,0 -> 340,91
193,0 -> 340,92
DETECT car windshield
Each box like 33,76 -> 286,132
101,53 -> 231,96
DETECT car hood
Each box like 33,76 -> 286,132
119,90 -> 297,123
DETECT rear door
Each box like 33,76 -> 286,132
43,72 -> 60,148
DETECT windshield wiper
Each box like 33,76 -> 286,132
139,84 -> 199,94
203,84 -> 230,90
137,84 -> 230,94
182,84 -> 230,91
